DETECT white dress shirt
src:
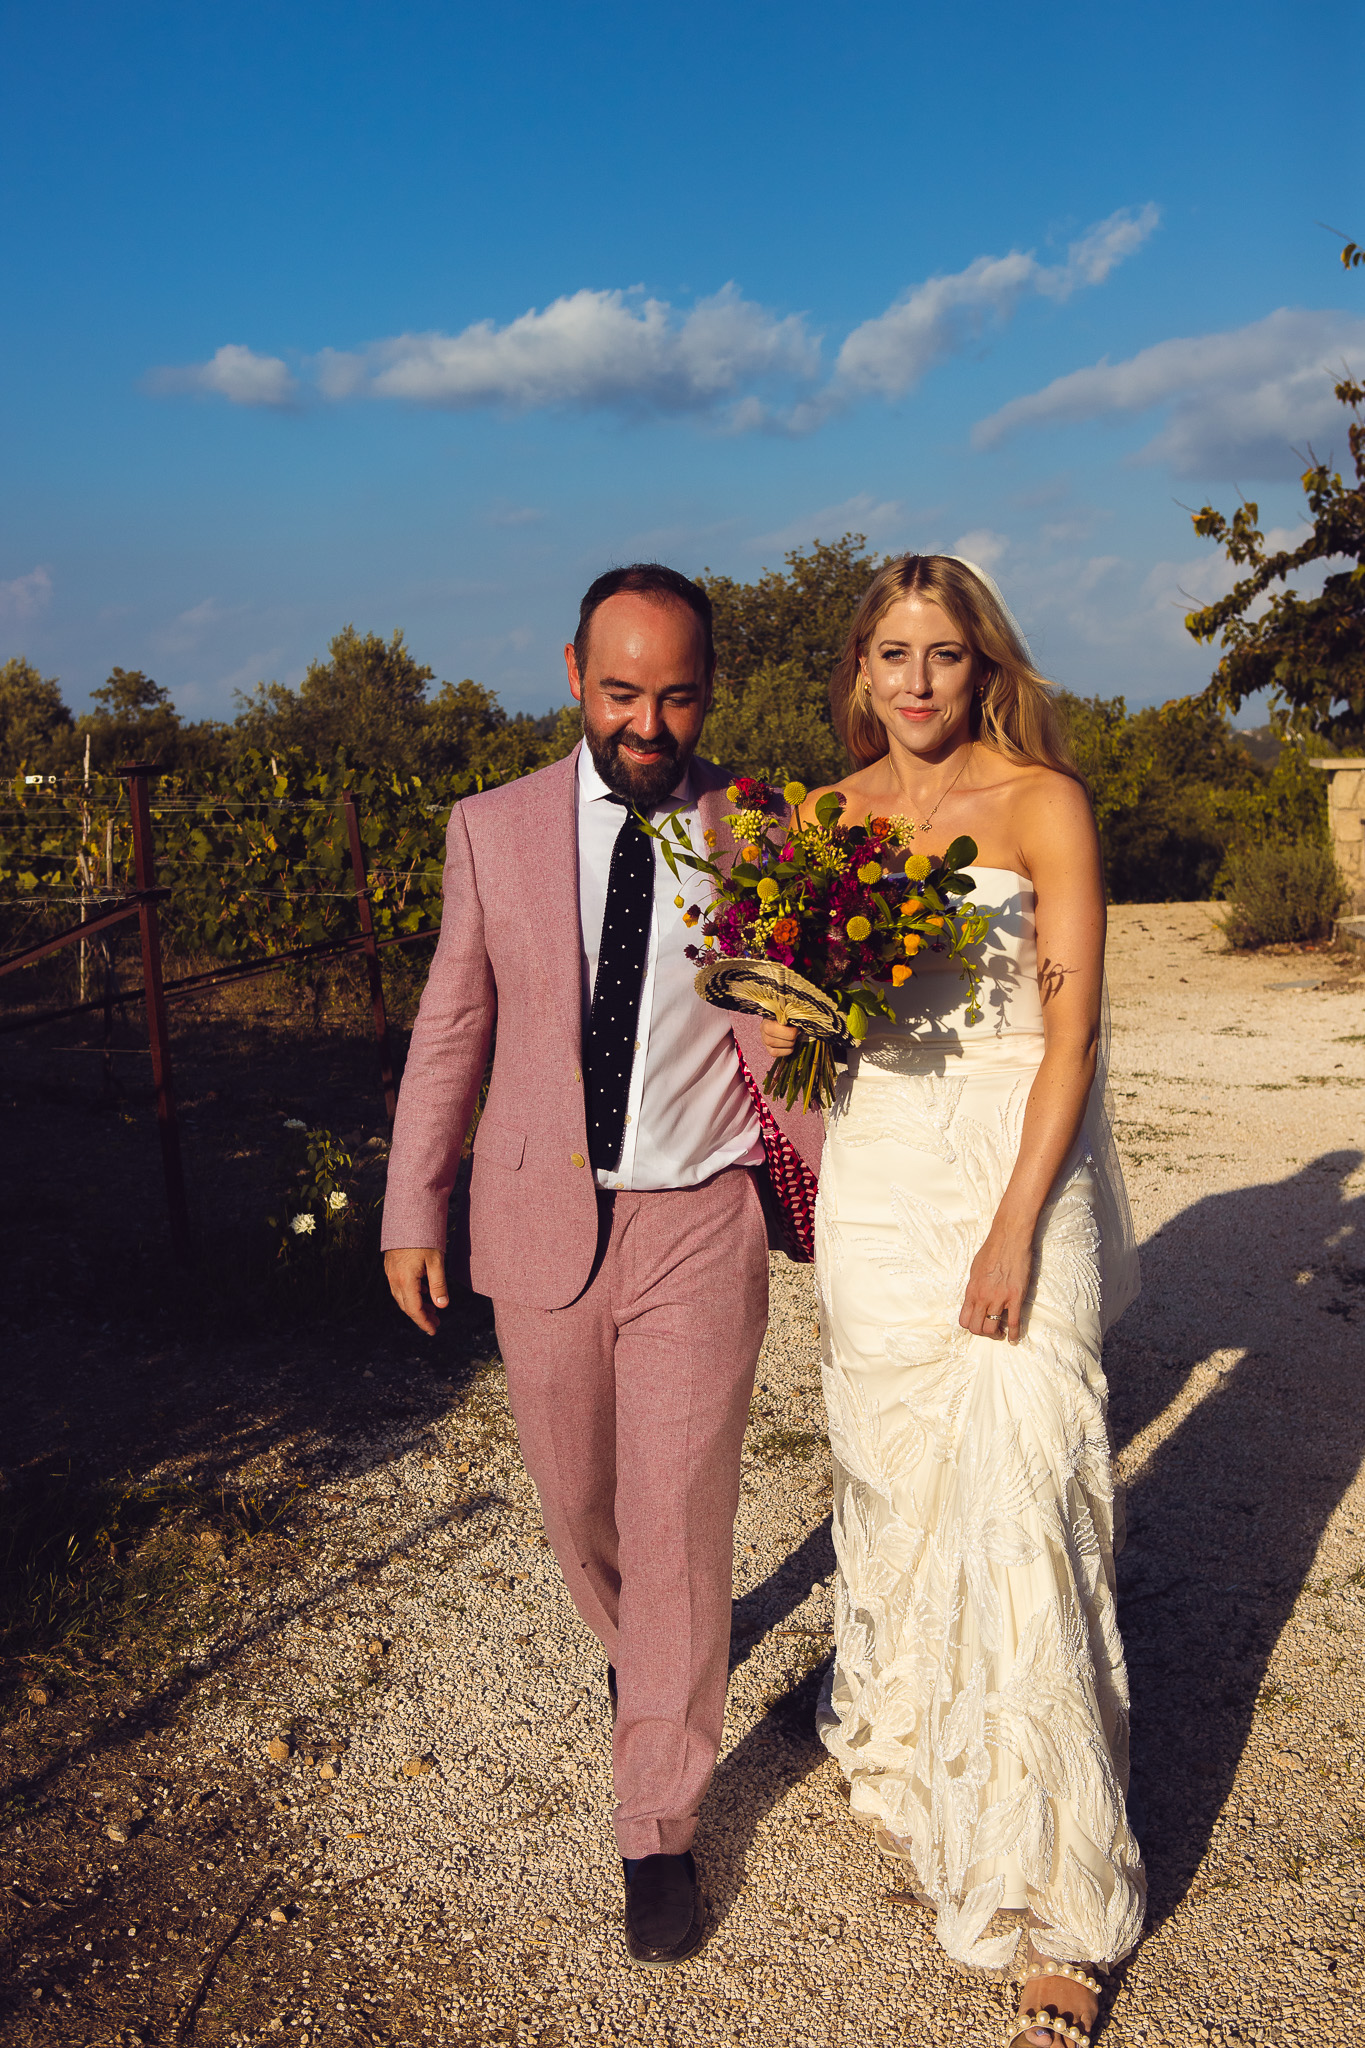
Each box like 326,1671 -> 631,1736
577,745 -> 763,1192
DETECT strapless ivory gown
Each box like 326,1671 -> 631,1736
815,871 -> 1145,1970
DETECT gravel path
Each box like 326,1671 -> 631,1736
17,907 -> 1364,2048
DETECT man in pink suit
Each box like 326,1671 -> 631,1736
383,564 -> 822,1966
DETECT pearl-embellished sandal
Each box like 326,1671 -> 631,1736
1003,1960 -> 1103,2048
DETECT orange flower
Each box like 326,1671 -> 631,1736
901,895 -> 924,916
771,917 -> 800,946
891,963 -> 914,986
924,914 -> 944,930
902,933 -> 923,956
741,842 -> 763,863
870,816 -> 893,838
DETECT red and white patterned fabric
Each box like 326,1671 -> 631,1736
736,1047 -> 819,1263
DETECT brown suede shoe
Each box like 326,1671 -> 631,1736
623,1852 -> 703,1965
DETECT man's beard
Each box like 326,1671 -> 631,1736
582,715 -> 687,808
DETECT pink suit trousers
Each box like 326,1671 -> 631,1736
495,1166 -> 769,1857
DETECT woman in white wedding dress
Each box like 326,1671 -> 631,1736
762,557 -> 1144,2048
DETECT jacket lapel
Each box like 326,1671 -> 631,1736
525,745 -> 584,1059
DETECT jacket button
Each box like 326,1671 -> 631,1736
570,1152 -> 586,1168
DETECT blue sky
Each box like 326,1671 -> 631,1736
3,0 -> 1362,723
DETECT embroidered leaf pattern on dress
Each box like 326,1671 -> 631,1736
815,1046 -> 1145,1970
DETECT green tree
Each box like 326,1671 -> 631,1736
1185,378 -> 1365,746
78,667 -> 184,768
693,532 -> 880,784
0,656 -> 75,773
424,679 -> 579,780
423,677 -> 508,772
700,533 -> 884,688
699,659 -> 849,786
1057,691 -> 1326,901
234,626 -> 434,771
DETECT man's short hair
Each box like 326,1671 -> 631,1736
573,563 -> 715,678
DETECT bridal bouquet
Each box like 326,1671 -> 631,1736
638,775 -> 993,1111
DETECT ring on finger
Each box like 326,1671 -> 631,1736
984,1310 -> 1004,1323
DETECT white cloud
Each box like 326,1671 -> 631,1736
153,597 -> 235,656
149,343 -> 299,407
751,492 -> 912,553
0,564 -> 53,622
832,206 -> 1159,401
313,284 -> 818,416
973,307 -> 1365,477
150,207 -> 1156,430
950,528 -> 1011,573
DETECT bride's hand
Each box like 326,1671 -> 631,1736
760,1018 -> 801,1058
959,1221 -> 1034,1344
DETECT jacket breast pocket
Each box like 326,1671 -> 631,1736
473,1122 -> 526,1171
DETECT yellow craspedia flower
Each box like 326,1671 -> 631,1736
904,854 -> 932,880
783,780 -> 807,805
845,915 -> 872,942
891,963 -> 914,986
857,860 -> 882,886
756,877 -> 780,903
726,783 -> 741,802
741,842 -> 763,863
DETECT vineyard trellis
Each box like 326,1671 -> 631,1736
0,749 -> 499,1259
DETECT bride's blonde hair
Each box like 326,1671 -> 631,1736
831,554 -> 1079,777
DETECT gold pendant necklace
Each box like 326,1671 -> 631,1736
907,743 -> 973,837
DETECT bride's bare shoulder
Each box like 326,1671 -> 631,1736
1005,760 -> 1099,857
795,769 -> 881,825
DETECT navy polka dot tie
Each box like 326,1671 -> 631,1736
584,799 -> 654,1175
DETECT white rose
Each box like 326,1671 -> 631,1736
327,1190 -> 348,1212
290,1212 -> 316,1235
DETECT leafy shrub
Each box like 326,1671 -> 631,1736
267,1121 -> 386,1321
1058,692 -> 1332,902
1218,837 -> 1347,948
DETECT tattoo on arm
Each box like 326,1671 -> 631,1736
1038,955 -> 1080,1004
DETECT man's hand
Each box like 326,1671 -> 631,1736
384,1247 -> 450,1334
759,1017 -> 801,1059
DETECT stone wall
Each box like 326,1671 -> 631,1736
1314,759 -> 1365,910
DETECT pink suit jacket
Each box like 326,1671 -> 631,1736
381,744 -> 825,1310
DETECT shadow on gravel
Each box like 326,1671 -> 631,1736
729,1515 -> 836,1669
695,1517 -> 839,1928
1106,1147 -> 1365,1929
702,1658 -> 834,1931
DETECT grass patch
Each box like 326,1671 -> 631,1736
0,1467 -> 303,1715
